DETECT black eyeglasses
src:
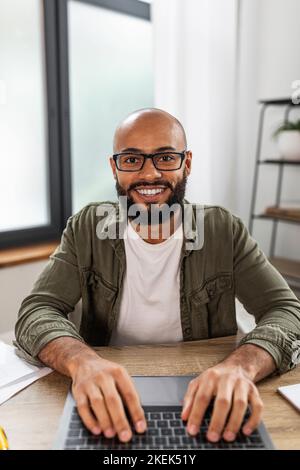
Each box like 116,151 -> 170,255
112,151 -> 186,172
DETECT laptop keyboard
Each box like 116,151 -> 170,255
64,405 -> 267,450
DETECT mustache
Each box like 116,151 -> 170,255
128,180 -> 173,192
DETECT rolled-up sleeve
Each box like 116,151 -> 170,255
233,215 -> 300,374
14,216 -> 85,366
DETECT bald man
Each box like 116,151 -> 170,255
15,108 -> 300,445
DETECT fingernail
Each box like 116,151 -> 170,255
135,420 -> 146,433
224,430 -> 235,441
105,428 -> 115,438
243,426 -> 252,435
120,430 -> 132,442
92,426 -> 101,435
207,431 -> 219,442
188,424 -> 198,435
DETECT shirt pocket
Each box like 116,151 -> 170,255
81,270 -> 118,343
188,273 -> 237,339
187,284 -> 210,340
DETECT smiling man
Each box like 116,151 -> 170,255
15,108 -> 300,445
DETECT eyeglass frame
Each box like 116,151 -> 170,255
112,150 -> 187,172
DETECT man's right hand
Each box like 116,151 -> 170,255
69,354 -> 147,442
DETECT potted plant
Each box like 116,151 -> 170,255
273,119 -> 300,160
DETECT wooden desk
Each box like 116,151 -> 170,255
1,334 -> 300,450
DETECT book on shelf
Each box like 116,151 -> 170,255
264,205 -> 300,220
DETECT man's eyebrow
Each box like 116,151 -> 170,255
119,146 -> 177,153
154,146 -> 177,152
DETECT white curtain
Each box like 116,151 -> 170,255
152,0 -> 239,210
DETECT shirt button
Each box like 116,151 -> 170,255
220,276 -> 231,289
208,287 -> 216,297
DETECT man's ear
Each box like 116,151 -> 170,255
185,151 -> 192,176
109,156 -> 117,179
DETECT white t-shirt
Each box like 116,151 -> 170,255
109,220 -> 184,346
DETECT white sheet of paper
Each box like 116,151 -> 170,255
0,341 -> 43,387
0,368 -> 51,405
0,340 -> 52,405
277,383 -> 300,412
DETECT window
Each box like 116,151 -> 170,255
0,0 -> 61,247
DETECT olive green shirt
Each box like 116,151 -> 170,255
14,200 -> 300,374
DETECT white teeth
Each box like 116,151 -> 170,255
136,188 -> 165,195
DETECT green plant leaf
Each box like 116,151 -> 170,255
273,119 -> 300,138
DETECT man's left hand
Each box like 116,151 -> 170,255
181,363 -> 264,442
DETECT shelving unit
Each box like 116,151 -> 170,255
249,98 -> 300,298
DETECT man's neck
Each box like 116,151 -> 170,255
129,209 -> 182,244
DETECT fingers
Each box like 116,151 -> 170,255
206,374 -> 234,442
100,377 -> 134,442
181,369 -> 263,443
242,386 -> 264,436
181,377 -> 198,421
72,388 -> 102,436
87,384 -> 116,438
185,377 -> 215,436
88,366 -> 146,443
223,379 -> 248,441
114,368 -> 147,434
72,359 -> 147,443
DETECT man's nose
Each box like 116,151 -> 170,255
138,157 -> 162,179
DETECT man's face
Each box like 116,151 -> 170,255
110,115 -> 192,215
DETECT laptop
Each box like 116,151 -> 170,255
53,375 -> 274,450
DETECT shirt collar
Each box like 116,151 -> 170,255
96,198 -> 203,256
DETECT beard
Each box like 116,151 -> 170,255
115,172 -> 187,226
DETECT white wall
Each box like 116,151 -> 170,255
152,0 -> 239,211
0,260 -> 46,334
236,0 -> 300,261
257,0 -> 300,100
